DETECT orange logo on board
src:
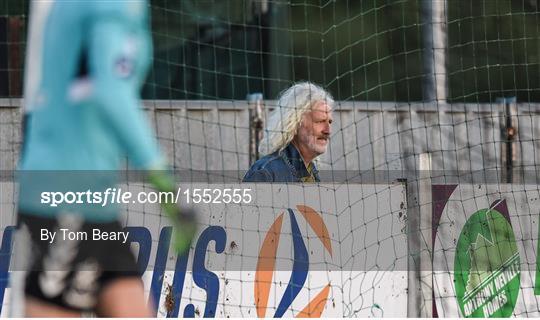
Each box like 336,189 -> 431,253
255,205 -> 332,317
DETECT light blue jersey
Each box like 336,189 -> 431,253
19,1 -> 163,221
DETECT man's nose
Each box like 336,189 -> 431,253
322,121 -> 331,134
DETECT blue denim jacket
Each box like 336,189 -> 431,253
242,143 -> 320,182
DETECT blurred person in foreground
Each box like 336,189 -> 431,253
15,1 -> 195,317
243,82 -> 334,182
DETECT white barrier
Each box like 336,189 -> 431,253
1,183 -> 408,317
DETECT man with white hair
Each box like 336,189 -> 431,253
243,82 -> 334,182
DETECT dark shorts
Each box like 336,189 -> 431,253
16,212 -> 140,312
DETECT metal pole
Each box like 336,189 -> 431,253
247,93 -> 265,164
497,97 -> 518,183
407,0 -> 449,316
422,0 -> 448,103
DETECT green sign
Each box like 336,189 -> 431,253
454,208 -> 520,317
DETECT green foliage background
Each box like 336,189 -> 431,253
2,0 -> 539,102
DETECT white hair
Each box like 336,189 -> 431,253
259,82 -> 334,156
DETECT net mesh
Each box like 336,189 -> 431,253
1,0 -> 540,317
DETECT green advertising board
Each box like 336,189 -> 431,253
454,209 -> 520,317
